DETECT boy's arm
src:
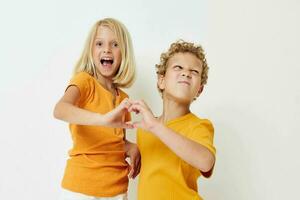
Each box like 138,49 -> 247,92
150,122 -> 215,173
129,100 -> 215,173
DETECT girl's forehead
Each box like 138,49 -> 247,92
95,25 -> 116,37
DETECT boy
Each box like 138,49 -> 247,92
129,40 -> 216,200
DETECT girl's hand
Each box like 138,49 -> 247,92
102,98 -> 133,129
125,140 -> 141,179
128,100 -> 159,132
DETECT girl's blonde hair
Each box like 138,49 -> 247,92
156,40 -> 209,94
74,18 -> 136,88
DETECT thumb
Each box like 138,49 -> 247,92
128,163 -> 135,178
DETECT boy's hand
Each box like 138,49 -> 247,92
125,140 -> 141,179
102,98 -> 133,129
128,100 -> 159,132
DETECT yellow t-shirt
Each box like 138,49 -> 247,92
61,72 -> 130,197
137,113 -> 216,200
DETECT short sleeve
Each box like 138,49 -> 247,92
66,72 -> 92,105
188,119 -> 216,156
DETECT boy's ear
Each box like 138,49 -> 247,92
157,74 -> 165,90
196,85 -> 204,97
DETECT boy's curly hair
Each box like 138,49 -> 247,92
155,40 -> 209,94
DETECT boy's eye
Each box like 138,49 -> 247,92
174,65 -> 183,70
191,70 -> 199,75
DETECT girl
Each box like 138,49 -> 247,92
54,18 -> 140,200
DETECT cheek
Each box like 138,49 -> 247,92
92,48 -> 100,57
92,51 -> 98,62
193,79 -> 202,92
115,49 -> 121,58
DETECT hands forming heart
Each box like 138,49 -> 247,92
104,98 -> 159,132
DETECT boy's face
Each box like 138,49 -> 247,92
158,52 -> 203,104
92,25 -> 122,78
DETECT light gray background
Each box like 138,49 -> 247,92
0,0 -> 299,199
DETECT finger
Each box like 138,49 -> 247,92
140,100 -> 151,110
131,101 -> 151,114
127,105 -> 140,114
132,121 -> 142,129
130,104 -> 145,114
121,122 -> 134,129
128,165 -> 133,178
133,159 -> 141,178
128,105 -> 140,114
129,162 -> 136,179
121,98 -> 132,109
125,121 -> 134,129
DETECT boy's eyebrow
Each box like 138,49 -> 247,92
193,65 -> 203,70
171,63 -> 202,70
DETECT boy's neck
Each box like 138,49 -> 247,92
159,97 -> 190,123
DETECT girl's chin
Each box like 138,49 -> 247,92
97,67 -> 117,77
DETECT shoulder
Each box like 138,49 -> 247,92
189,114 -> 214,133
71,71 -> 94,81
69,72 -> 97,90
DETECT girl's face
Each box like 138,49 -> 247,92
92,25 -> 122,79
158,52 -> 203,104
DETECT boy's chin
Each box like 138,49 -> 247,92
165,94 -> 193,105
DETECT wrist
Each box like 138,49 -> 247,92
149,120 -> 164,135
124,140 -> 131,153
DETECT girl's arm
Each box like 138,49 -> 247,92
129,100 -> 215,173
53,85 -> 133,129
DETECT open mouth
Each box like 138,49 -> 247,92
100,58 -> 114,66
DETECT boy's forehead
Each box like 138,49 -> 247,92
167,52 -> 203,68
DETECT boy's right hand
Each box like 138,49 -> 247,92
128,100 -> 159,132
102,98 -> 134,129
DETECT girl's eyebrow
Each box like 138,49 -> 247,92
94,38 -> 118,42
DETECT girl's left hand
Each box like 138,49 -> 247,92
128,100 -> 159,132
125,141 -> 141,179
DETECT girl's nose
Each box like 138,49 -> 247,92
103,44 -> 111,53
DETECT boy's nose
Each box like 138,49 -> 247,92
182,70 -> 192,78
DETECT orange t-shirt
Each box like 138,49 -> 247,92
61,72 -> 130,197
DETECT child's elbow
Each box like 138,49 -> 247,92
53,102 -> 63,120
198,155 -> 215,172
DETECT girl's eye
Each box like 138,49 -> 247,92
112,42 -> 119,47
96,42 -> 102,46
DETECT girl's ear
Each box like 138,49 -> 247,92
157,74 -> 165,91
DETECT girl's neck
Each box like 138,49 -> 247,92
96,73 -> 117,95
159,95 -> 190,123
